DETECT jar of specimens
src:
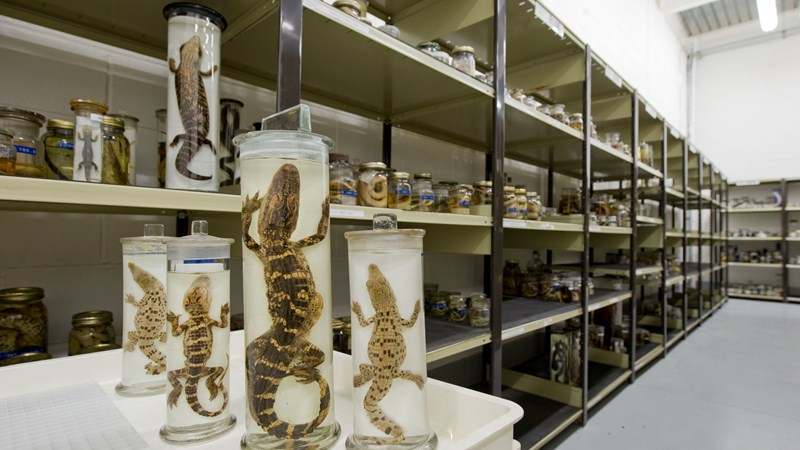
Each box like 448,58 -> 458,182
70,99 -> 108,182
330,153 -> 358,206
68,310 -> 117,356
471,180 -> 492,216
411,173 -> 435,212
452,45 -> 476,76
156,108 -> 167,188
0,287 -> 47,361
41,119 -> 75,180
101,116 -> 131,185
559,187 -> 580,215
219,98 -> 243,190
164,2 -> 227,191
162,220 -> 235,443
516,187 -> 528,218
358,162 -> 389,208
235,105 -> 340,449
107,114 -> 139,184
449,183 -> 472,214
417,41 -> 452,65
0,106 -> 46,178
117,224 -> 171,397
527,191 -> 541,220
432,183 -> 451,213
504,185 -> 519,219
469,293 -> 490,327
388,171 -> 412,210
447,295 -> 468,323
0,128 -> 13,175
345,214 -> 437,450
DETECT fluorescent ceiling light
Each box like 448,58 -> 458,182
757,0 -> 778,32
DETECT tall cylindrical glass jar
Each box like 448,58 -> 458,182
101,116 -> 131,185
156,109 -> 167,188
41,119 -> 75,180
117,224 -> 171,397
345,214 -> 436,450
70,99 -> 108,182
108,114 -> 139,185
163,3 -> 227,191
0,106 -> 46,178
161,220 -> 236,444
235,105 -> 340,449
219,98 -> 243,190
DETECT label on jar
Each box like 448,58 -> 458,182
0,347 -> 46,360
519,209 -> 528,215
419,195 -> 435,200
507,207 -> 518,213
57,142 -> 75,150
14,145 -> 36,155
394,189 -> 412,195
458,201 -> 470,207
340,189 -> 357,197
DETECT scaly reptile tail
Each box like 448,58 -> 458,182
185,366 -> 228,417
363,382 -> 404,444
175,140 -> 212,181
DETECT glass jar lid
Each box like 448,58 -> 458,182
504,185 -> 515,192
569,113 -> 583,119
390,171 -> 410,179
438,180 -> 458,186
451,184 -> 473,191
452,45 -> 475,55
102,116 -> 125,129
0,128 -> 12,139
78,343 -> 121,354
333,0 -> 363,14
69,99 -> 109,115
46,119 -> 75,130
515,187 -> 527,194
155,108 -> 167,118
413,172 -> 432,180
0,287 -> 44,302
107,113 -> 140,124
72,310 -> 113,326
417,41 -> 441,52
359,162 -> 387,170
163,2 -> 227,31
167,220 -> 234,253
0,106 -> 46,126
474,180 -> 492,187
120,224 -> 172,245
332,319 -> 345,331
0,352 -> 51,366
345,214 -> 425,250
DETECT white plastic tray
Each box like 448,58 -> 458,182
0,331 -> 522,449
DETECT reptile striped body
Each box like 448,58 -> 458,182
166,275 -> 230,417
168,35 -> 216,181
124,262 -> 167,375
242,163 -> 331,439
352,264 -> 424,444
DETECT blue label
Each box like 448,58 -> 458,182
520,209 -> 528,214
458,201 -> 471,207
341,189 -> 357,197
508,208 -> 517,213
395,189 -> 412,195
14,145 -> 36,155
184,258 -> 216,264
57,142 -> 74,150
0,347 -> 46,360
419,195 -> 435,201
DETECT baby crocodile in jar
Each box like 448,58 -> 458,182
124,262 -> 167,375
76,124 -> 98,180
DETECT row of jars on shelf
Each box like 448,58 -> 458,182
730,247 -> 783,264
728,284 -> 783,297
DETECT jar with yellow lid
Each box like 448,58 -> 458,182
68,310 -> 117,356
357,162 -> 388,208
70,98 -> 108,182
0,287 -> 48,361
329,153 -> 358,206
388,171 -> 412,210
101,115 -> 131,185
527,191 -> 542,220
41,119 -> 75,180
471,180 -> 492,216
503,185 -> 519,219
569,113 -> 583,132
0,106 -> 46,178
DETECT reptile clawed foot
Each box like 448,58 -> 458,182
167,388 -> 181,408
145,363 -> 163,375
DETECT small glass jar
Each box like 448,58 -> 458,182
329,153 -> 358,206
527,192 -> 541,220
388,171 -> 412,210
472,180 -> 492,206
433,182 -> 452,213
523,96 -> 540,110
68,310 -> 118,356
451,45 -> 476,76
357,162 -> 388,208
559,187 -> 580,215
411,172 -> 436,212
549,104 -> 568,124
417,41 -> 452,65
41,119 -> 75,180
503,260 -> 522,297
509,88 -> 526,102
156,109 -> 167,188
0,128 -> 15,176
107,114 -> 139,184
0,106 -> 46,178
333,0 -> 362,17
449,183 -> 472,214
428,292 -> 448,319
101,116 -> 131,185
516,187 -> 528,218
569,113 -> 583,132
447,295 -> 468,323
70,99 -> 109,183
0,287 -> 48,361
638,141 -> 654,167
537,104 -> 551,115
332,318 -> 345,352
605,132 -> 621,149
503,185 -> 519,219
468,294 -> 490,328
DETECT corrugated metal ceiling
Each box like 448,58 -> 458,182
679,0 -> 800,36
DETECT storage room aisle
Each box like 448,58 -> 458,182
549,299 -> 800,450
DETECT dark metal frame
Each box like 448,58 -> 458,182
660,123 -> 668,357
781,179 -> 789,302
709,167 -> 715,311
580,44 -> 592,425
628,92 -> 639,381
276,0 -> 303,111
697,153 -> 704,321
682,141 -> 689,336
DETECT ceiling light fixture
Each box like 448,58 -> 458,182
756,0 -> 778,32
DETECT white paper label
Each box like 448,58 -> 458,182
735,180 -> 760,186
504,219 -> 526,228
90,113 -> 104,123
535,4 -> 564,37
330,207 -> 365,218
536,222 -> 555,230
604,66 -> 623,88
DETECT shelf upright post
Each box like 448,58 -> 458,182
580,45 -> 592,426
488,0 -> 506,397
276,0 -> 303,111
709,166 -> 716,310
382,122 -> 392,167
660,122 -> 668,357
547,166 -> 554,266
724,177 -> 729,299
682,141 -> 689,337
781,178 -> 788,301
697,153 -> 703,320
629,92 -> 639,382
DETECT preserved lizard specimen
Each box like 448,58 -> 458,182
123,262 -> 167,375
168,35 -> 216,181
242,163 -> 331,438
166,275 -> 230,417
352,263 -> 424,444
76,124 -> 98,180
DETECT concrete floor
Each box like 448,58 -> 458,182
555,298 -> 800,450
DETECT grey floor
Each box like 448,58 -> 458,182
555,298 -> 800,450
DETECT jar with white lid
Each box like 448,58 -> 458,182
417,41 -> 452,65
358,162 -> 389,208
411,173 -> 435,212
451,45 -> 476,76
101,116 -> 131,185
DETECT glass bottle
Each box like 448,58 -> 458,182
417,41 -> 452,65
449,183 -> 472,214
117,224 -> 171,397
451,45 -> 476,76
101,116 -> 131,185
358,162 -> 389,208
107,114 -> 139,184
503,185 -> 519,219
41,119 -> 75,180
0,128 -> 13,175
333,0 -> 363,17
345,214 -> 437,450
559,187 -> 580,215
471,180 -> 492,216
0,287 -> 48,361
0,106 -> 46,178
468,293 -> 490,328
70,99 -> 108,182
388,171 -> 412,210
411,172 -> 435,212
164,2 -> 227,191
162,220 -> 236,444
68,310 -> 118,355
219,98 -> 243,190
432,182 -> 452,213
234,105 -> 340,449
549,104 -> 568,124
330,152 -> 358,206
156,108 -> 167,188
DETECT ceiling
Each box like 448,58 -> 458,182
678,0 -> 800,36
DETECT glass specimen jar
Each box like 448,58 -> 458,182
234,105 -> 340,449
68,310 -> 118,355
605,132 -> 621,149
504,185 -> 519,219
333,0 -> 362,17
345,214 -> 437,450
156,109 -> 167,188
0,128 -> 16,175
219,98 -> 243,190
468,293 -> 490,328
516,187 -> 528,218
330,152 -> 358,206
70,99 -> 108,182
0,287 -> 47,361
447,295 -> 468,323
388,171 -> 412,210
162,220 -> 235,444
432,183 -> 452,213
449,183 -> 472,214
358,162 -> 389,208
117,224 -> 171,397
451,45 -> 476,76
527,191 -> 541,220
41,119 -> 75,180
164,2 -> 227,191
101,116 -> 131,185
0,106 -> 46,178
549,104 -> 568,124
503,259 -> 522,296
470,180 -> 492,216
638,141 -> 654,167
108,114 -> 139,184
417,41 -> 452,65
569,113 -> 583,132
558,187 -> 580,215
411,172 -> 435,212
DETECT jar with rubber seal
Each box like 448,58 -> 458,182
449,183 -> 473,214
504,185 -> 520,219
411,172 -> 436,212
70,99 -> 108,182
358,162 -> 389,208
388,171 -> 412,210
452,45 -> 476,76
101,116 -> 131,185
68,310 -> 118,355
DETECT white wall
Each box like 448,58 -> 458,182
540,0 -> 688,133
693,31 -> 800,182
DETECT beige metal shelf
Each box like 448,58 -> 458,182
786,237 -> 800,242
786,207 -> 800,212
426,331 -> 492,364
786,264 -> 800,270
666,330 -> 685,349
587,369 -> 631,410
634,344 -> 664,372
726,207 -> 782,213
665,230 -> 684,238
504,219 -> 582,232
727,262 -> 782,269
587,292 -> 633,312
636,162 -> 663,179
727,236 -> 782,241
636,216 -> 664,226
592,264 -> 663,277
590,225 -> 633,235
728,293 -> 784,302
665,275 -> 685,287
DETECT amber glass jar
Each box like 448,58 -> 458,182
68,310 -> 118,355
